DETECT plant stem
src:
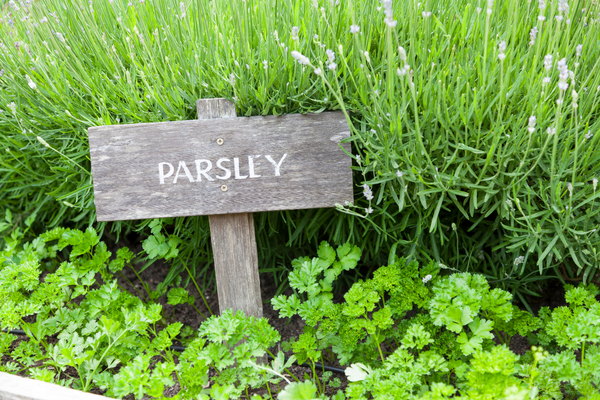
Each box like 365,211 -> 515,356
127,263 -> 151,301
118,271 -> 146,299
179,255 -> 213,316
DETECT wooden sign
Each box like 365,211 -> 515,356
88,99 -> 354,320
89,110 -> 353,221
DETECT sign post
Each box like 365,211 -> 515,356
88,98 -> 354,318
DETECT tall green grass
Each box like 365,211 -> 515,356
0,0 -> 598,301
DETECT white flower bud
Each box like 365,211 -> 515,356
398,46 -> 407,61
326,49 -> 335,63
291,50 -> 310,65
544,54 -> 553,70
528,116 -> 536,133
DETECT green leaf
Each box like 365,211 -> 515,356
167,287 -> 190,306
457,318 -> 494,355
446,305 -> 473,333
142,234 -> 164,259
5,209 -> 12,224
278,380 -> 319,400
24,212 -> 37,227
337,243 -> 361,271
317,241 -> 336,267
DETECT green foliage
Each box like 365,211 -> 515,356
273,242 -> 600,399
278,381 -> 320,400
0,227 -> 181,397
167,287 -> 194,307
2,0 -> 598,300
462,346 -> 529,398
427,273 -> 511,355
537,285 -> 600,398
177,309 -> 281,399
3,234 -> 600,399
274,242 -> 441,366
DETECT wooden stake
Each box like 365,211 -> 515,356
196,98 -> 263,318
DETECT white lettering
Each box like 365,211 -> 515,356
195,159 -> 214,181
173,161 -> 194,183
233,157 -> 248,179
265,154 -> 287,176
248,155 -> 261,178
215,158 -> 231,180
158,162 -> 174,184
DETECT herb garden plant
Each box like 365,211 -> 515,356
2,232 -> 600,398
1,0 -> 598,299
1,0 -> 600,398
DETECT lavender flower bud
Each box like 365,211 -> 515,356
585,131 -> 593,140
398,46 -> 407,61
558,0 -> 569,15
529,27 -> 538,45
291,50 -> 310,65
558,81 -> 569,91
291,26 -> 300,41
498,41 -> 506,53
26,75 -> 36,90
528,116 -> 536,133
557,58 -> 569,91
350,25 -> 360,34
497,41 -> 506,61
363,184 -> 374,200
37,136 -> 51,148
486,0 -> 494,15
543,54 -> 553,71
326,49 -> 335,63
514,256 -> 525,266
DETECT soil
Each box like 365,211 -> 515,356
1,236 -> 596,399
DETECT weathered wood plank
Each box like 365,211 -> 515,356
0,372 -> 115,400
88,110 -> 353,221
195,99 -> 263,319
208,212 -> 262,317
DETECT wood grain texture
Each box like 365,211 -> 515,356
0,372 -> 115,400
209,212 -> 262,318
196,99 -> 263,319
88,108 -> 353,221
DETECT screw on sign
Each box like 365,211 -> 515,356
88,98 -> 354,319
